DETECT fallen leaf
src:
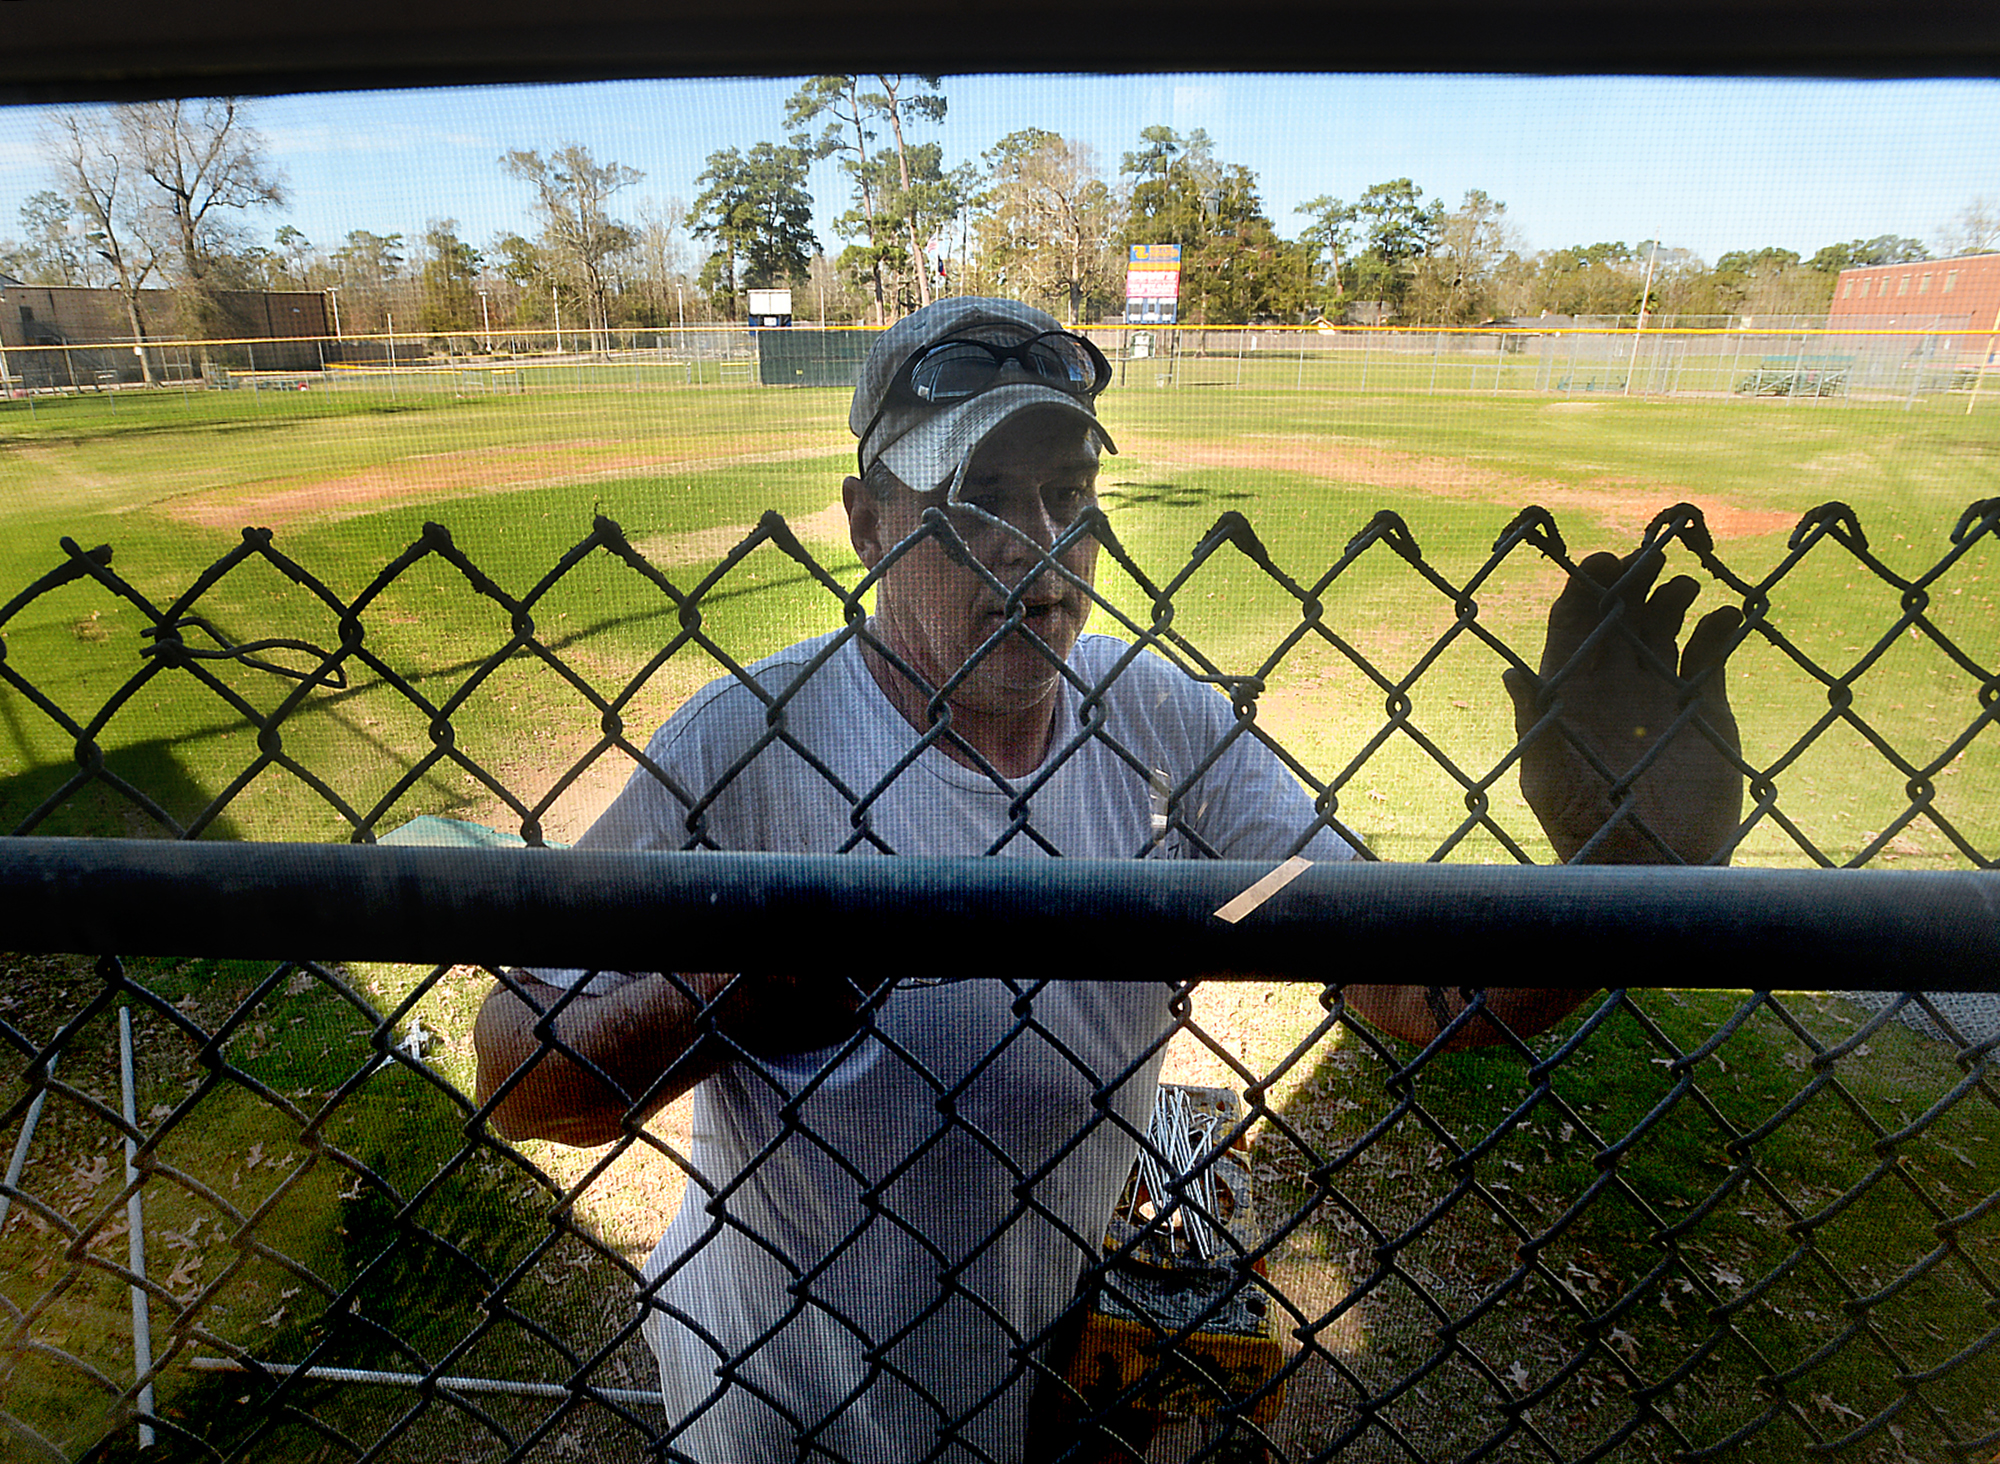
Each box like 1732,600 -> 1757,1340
87,1218 -> 131,1252
1608,1327 -> 1639,1363
1711,1264 -> 1745,1289
260,1307 -> 287,1330
166,1254 -> 201,1294
1506,1360 -> 1530,1390
72,1155 -> 111,1191
1813,1392 -> 1863,1421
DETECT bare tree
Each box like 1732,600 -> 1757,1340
40,110 -> 164,383
976,129 -> 1122,325
631,196 -> 694,327
1407,189 -> 1515,324
1937,196 -> 2000,258
118,98 -> 286,340
500,145 -> 643,351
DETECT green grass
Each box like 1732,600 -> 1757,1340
2,377 -> 1996,1460
1236,985 -> 2000,1463
3,381 -> 1994,860
3,953 -> 654,1463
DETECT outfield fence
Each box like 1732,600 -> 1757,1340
5,320 -> 1999,409
0,498 -> 1996,1462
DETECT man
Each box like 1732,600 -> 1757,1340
473,297 -> 1742,1462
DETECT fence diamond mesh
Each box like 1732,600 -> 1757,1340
1,496 -> 1996,1463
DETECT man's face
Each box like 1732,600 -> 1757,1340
847,407 -> 1102,720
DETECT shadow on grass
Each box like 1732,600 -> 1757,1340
0,736 -> 247,840
1244,989 -> 2000,1463
1100,482 -> 1257,512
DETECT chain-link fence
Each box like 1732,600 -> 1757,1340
7,323 -> 1998,408
1,497 -> 1996,1462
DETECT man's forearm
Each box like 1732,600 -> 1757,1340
473,972 -> 726,1147
1341,982 -> 1594,1051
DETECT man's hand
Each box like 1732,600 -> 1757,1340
1503,547 -> 1744,864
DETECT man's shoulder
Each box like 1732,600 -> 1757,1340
649,630 -> 855,747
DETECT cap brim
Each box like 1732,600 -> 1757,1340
876,383 -> 1117,493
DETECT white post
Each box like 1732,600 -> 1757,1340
1968,303 -> 2000,416
120,1009 -> 155,1448
1625,239 -> 1660,397
0,1050 -> 55,1235
479,290 -> 492,354
553,290 -> 562,354
326,287 -> 342,339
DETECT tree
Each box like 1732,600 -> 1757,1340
1528,241 -> 1643,318
690,142 -> 817,319
329,229 -> 406,334
39,110 -> 164,382
1118,127 -> 1298,325
1406,189 -> 1512,324
1354,179 -> 1442,261
859,76 -> 949,309
418,220 -> 484,334
500,144 -> 643,350
1809,235 -> 1929,274
629,197 -> 694,326
273,224 -> 316,286
1121,125 -> 1213,247
976,129 -> 1123,325
1711,246 -> 1831,318
1344,178 -> 1444,315
1936,197 -> 2000,257
788,75 -> 888,322
118,98 -> 287,338
1294,194 -> 1357,312
11,191 -> 105,286
790,75 -> 951,319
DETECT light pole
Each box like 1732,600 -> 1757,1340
479,289 -> 492,354
1624,238 -> 1661,398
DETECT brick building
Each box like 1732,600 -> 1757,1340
0,279 -> 332,387
1828,253 -> 2000,367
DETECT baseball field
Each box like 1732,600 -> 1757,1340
1,369 -> 1997,1461
1,367 -> 1994,864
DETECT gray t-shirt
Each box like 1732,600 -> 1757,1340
559,629 -> 1351,1463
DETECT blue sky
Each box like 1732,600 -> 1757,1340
2,73 -> 1996,266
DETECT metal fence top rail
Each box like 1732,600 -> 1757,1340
1,839 -> 1994,986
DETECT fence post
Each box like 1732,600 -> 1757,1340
119,1007 -> 156,1448
1430,330 -> 1442,393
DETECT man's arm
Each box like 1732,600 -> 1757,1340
1339,983 -> 1595,1052
1345,542 -> 1745,1050
473,967 -> 881,1147
473,971 -> 728,1147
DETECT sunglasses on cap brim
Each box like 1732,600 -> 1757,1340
857,329 -> 1112,482
899,330 -> 1112,405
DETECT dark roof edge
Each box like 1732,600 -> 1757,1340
4,2 -> 1998,106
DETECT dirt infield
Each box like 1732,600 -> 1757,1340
162,441 -> 845,531
1119,432 -> 1799,543
161,428 -> 1796,547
